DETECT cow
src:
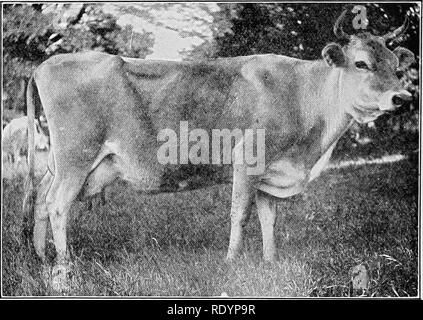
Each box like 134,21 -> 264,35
2,116 -> 49,171
23,11 -> 414,291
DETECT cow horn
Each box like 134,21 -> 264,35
383,15 -> 409,42
334,10 -> 350,40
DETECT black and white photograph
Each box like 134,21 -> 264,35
1,1 -> 421,300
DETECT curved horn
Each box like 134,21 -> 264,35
334,10 -> 350,39
383,15 -> 409,42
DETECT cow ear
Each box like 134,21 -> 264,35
322,43 -> 346,67
393,47 -> 415,70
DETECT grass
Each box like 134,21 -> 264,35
2,155 -> 418,297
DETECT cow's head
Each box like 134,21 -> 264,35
322,10 -> 415,123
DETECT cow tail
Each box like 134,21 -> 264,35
22,75 -> 37,244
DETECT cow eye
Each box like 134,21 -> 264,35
355,61 -> 371,70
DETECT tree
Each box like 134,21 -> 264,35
44,4 -> 153,58
190,3 -> 420,155
205,3 -> 419,59
3,4 -> 154,116
3,5 -> 51,114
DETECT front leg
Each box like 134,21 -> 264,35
226,164 -> 254,260
256,190 -> 278,261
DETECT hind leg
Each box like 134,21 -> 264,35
33,171 -> 54,262
44,170 -> 88,292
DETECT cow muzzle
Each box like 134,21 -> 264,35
379,90 -> 412,111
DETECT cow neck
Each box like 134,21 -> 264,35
319,64 -> 354,152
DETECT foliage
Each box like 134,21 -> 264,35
189,3 -> 420,152
116,3 -> 220,59
2,4 -> 154,114
44,5 -> 153,58
207,3 -> 420,59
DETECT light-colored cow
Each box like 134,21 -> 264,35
2,116 -> 49,170
23,11 -> 414,291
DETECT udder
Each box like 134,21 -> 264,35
79,155 -> 120,199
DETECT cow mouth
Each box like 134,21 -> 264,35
350,101 -> 385,123
353,101 -> 384,115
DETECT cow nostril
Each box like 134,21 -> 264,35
392,95 -> 405,106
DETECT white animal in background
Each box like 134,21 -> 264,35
2,116 -> 49,170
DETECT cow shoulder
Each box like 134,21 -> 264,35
240,54 -> 300,91
239,54 -> 304,136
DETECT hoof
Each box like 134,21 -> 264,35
51,264 -> 71,293
226,246 -> 243,262
225,253 -> 238,263
40,264 -> 51,289
263,254 -> 279,264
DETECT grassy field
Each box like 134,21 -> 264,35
2,155 -> 418,297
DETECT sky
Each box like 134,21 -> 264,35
102,3 -> 220,61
